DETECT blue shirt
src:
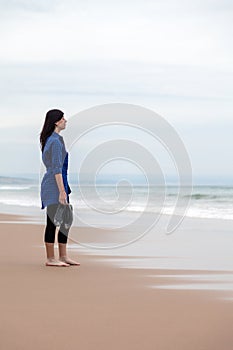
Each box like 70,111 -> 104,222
40,131 -> 71,209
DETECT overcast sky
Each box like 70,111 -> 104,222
0,0 -> 232,181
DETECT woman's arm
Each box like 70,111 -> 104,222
51,140 -> 67,204
55,173 -> 67,204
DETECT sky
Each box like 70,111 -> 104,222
0,0 -> 232,182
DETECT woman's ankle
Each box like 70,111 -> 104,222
59,256 -> 67,261
47,257 -> 56,261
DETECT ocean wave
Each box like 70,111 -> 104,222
0,186 -> 33,190
0,198 -> 39,207
184,194 -> 219,200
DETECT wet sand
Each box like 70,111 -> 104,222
0,213 -> 233,350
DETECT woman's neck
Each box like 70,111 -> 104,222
54,127 -> 60,134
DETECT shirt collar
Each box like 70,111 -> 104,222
52,131 -> 63,140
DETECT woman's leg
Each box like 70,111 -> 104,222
44,204 -> 57,244
44,204 -> 69,267
58,224 -> 80,266
57,222 -> 69,244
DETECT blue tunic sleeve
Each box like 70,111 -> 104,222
51,140 -> 63,175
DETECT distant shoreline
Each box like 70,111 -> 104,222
1,173 -> 233,186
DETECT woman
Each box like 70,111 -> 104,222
40,109 -> 80,267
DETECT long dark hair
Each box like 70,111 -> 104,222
40,109 -> 64,152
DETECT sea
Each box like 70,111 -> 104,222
0,174 -> 233,222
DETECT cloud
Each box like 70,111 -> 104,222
0,0 -> 62,14
1,61 -> 232,98
0,0 -> 232,68
0,62 -> 232,136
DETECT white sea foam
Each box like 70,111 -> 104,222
0,197 -> 39,207
0,186 -> 32,190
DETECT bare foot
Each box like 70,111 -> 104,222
45,258 -> 70,267
59,257 -> 80,266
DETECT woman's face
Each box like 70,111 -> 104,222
55,116 -> 67,130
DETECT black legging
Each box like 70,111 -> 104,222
44,204 -> 69,244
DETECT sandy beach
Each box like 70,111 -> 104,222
0,213 -> 233,350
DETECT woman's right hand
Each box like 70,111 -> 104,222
59,191 -> 67,205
